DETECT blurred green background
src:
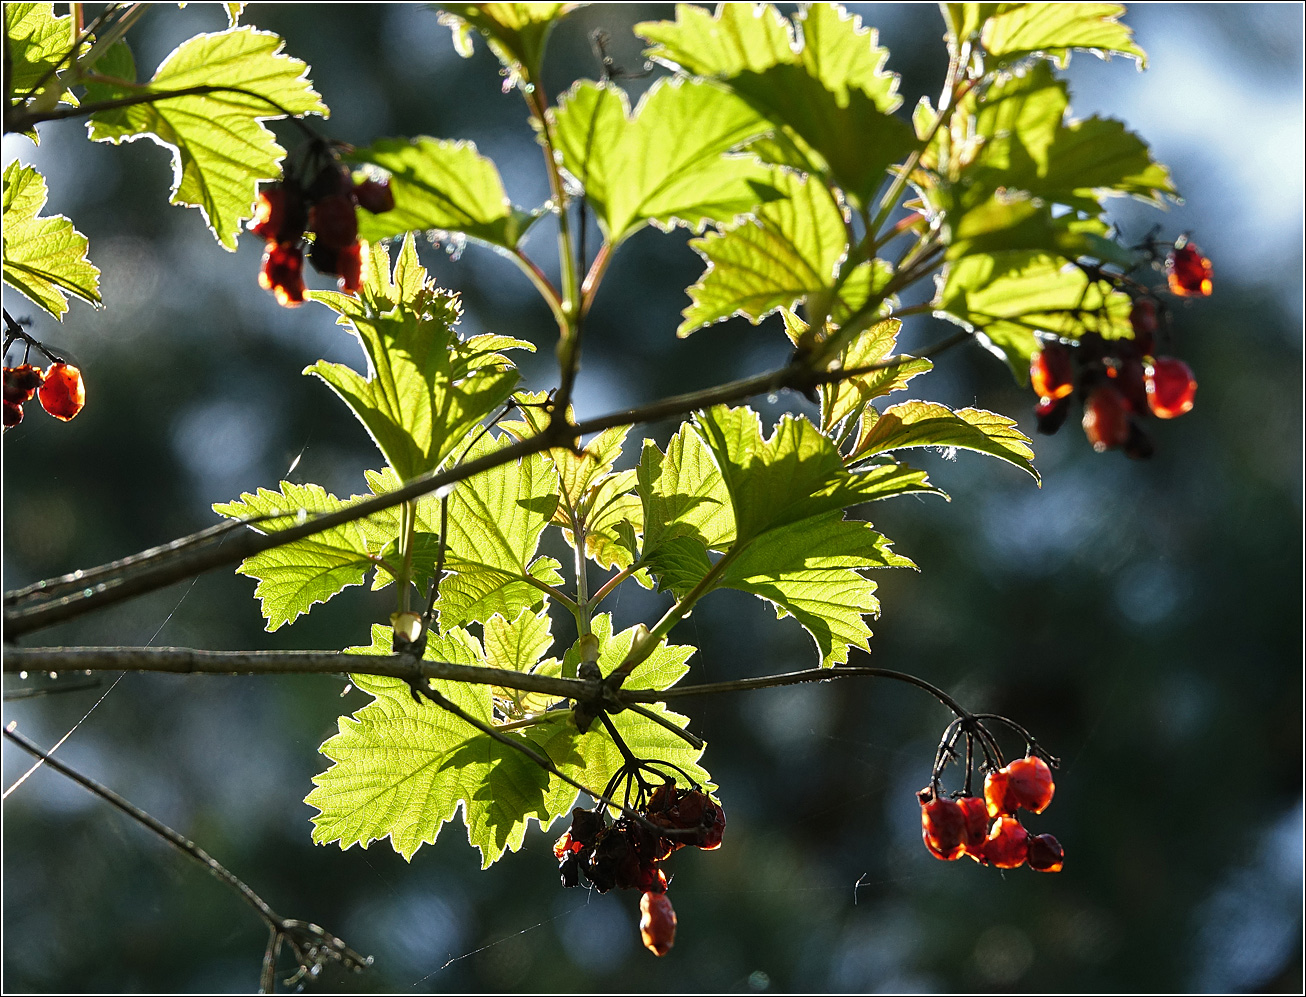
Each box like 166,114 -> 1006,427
3,3 -> 1302,992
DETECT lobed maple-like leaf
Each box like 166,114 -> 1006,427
438,3 -> 577,84
936,249 -> 1133,376
977,2 -> 1147,69
850,401 -> 1040,482
639,3 -> 914,208
550,78 -> 774,246
212,481 -> 395,631
678,169 -> 848,336
433,431 -> 562,630
1,161 -> 101,318
307,236 -> 525,481
350,137 -> 534,250
86,26 -> 328,249
5,3 -> 78,103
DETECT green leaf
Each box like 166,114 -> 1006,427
485,607 -> 565,716
638,3 -> 797,79
937,249 -> 1133,376
794,3 -> 902,113
639,4 -> 914,207
980,3 -> 1147,69
541,614 -> 708,815
638,423 -> 736,557
5,3 -> 76,100
437,3 -> 575,84
350,137 -> 534,249
720,512 -> 915,666
2,161 -> 101,318
86,26 -> 328,249
813,318 -> 934,434
212,482 -> 392,631
308,625 -> 564,866
851,401 -> 1039,482
679,169 -> 847,336
306,236 -> 524,480
224,3 -> 246,27
435,431 -> 562,630
961,63 -> 1174,214
693,405 -> 937,543
550,78 -> 773,245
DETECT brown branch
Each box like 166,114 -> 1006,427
3,332 -> 974,638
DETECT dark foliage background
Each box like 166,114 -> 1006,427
3,4 -> 1302,992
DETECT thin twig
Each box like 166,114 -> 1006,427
2,724 -> 371,992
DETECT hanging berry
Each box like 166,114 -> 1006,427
248,145 -> 394,305
1166,242 -> 1214,297
1145,357 -> 1198,419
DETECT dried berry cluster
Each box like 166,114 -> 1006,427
3,362 -> 84,428
919,755 -> 1064,872
554,781 -> 726,957
1031,240 -> 1209,457
249,155 -> 394,307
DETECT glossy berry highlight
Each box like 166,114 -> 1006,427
1166,243 -> 1213,297
1145,357 -> 1197,419
37,362 -> 85,421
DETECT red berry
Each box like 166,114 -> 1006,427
1115,358 -> 1150,414
985,757 -> 1055,816
1004,756 -> 1055,814
983,768 -> 1013,818
1129,298 -> 1158,354
1027,833 -> 1065,873
981,815 -> 1029,869
1030,342 -> 1074,401
1082,384 -> 1129,452
959,795 -> 990,861
37,362 -> 85,421
1166,243 -> 1213,297
1145,357 -> 1197,419
308,193 -> 358,250
249,182 -> 307,242
352,177 -> 395,214
1034,395 -> 1070,435
919,792 -> 967,861
639,891 -> 677,957
4,363 -> 45,404
260,242 -> 305,307
337,241 -> 362,294
3,398 -> 23,428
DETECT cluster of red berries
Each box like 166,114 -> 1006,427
554,781 -> 726,957
3,362 -> 84,428
919,754 -> 1063,872
1031,241 -> 1209,457
249,157 -> 394,307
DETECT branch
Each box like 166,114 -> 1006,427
2,724 -> 371,993
1,646 -> 602,701
1,648 -> 978,724
3,333 -> 974,638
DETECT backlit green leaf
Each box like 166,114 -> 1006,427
212,482 -> 391,631
851,401 -> 1039,482
679,169 -> 847,336
720,512 -> 915,666
306,237 -> 524,480
981,3 -> 1146,69
937,249 -> 1132,376
438,3 -> 576,84
2,161 -> 100,318
551,78 -> 773,245
351,137 -> 534,249
307,625 -> 563,866
86,26 -> 328,249
5,3 -> 76,99
435,431 -> 562,629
